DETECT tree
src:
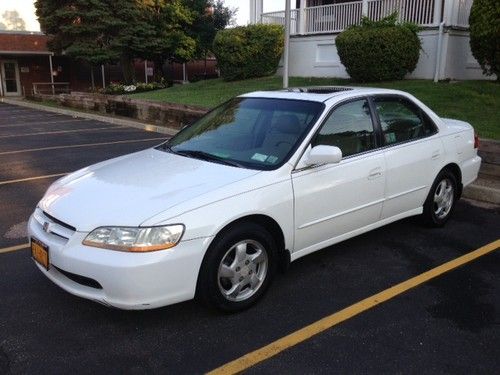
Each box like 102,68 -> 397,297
189,0 -> 236,77
35,0 -> 123,73
135,0 -> 199,81
469,0 -> 500,79
1,10 -> 26,30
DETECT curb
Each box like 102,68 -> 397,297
463,184 -> 500,205
0,98 -> 179,136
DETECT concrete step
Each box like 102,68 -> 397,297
479,162 -> 500,180
479,139 -> 500,165
463,177 -> 500,205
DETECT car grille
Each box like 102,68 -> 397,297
32,208 -> 76,241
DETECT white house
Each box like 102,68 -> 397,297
249,0 -> 491,80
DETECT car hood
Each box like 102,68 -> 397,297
39,148 -> 260,231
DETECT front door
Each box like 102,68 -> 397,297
1,61 -> 21,96
292,98 -> 386,257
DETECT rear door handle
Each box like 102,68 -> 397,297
431,150 -> 441,160
368,168 -> 383,180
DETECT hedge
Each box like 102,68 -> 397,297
213,24 -> 284,81
336,14 -> 421,82
469,0 -> 500,79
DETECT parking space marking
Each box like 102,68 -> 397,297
0,137 -> 166,156
0,119 -> 90,128
0,173 -> 68,186
0,243 -> 29,254
0,126 -> 127,139
208,239 -> 500,375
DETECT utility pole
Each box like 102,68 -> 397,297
283,0 -> 291,88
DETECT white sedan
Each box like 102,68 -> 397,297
28,87 -> 481,312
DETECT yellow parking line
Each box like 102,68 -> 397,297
0,243 -> 29,254
208,239 -> 500,375
0,137 -> 165,156
0,173 -> 68,186
0,126 -> 125,139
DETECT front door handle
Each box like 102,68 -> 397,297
368,168 -> 383,180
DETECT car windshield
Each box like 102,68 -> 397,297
162,97 -> 324,170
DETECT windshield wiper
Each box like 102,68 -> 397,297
174,149 -> 244,168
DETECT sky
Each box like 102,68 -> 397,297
0,0 -> 291,32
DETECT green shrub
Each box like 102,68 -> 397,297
469,0 -> 500,79
213,24 -> 284,81
336,13 -> 421,82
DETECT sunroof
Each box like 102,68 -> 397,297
286,86 -> 353,94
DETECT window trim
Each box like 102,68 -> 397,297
369,94 -> 439,149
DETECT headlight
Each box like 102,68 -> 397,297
82,225 -> 184,252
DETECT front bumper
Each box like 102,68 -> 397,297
28,213 -> 212,309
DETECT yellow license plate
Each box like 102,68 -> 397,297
31,237 -> 49,270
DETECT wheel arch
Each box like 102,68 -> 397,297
201,214 -> 290,274
441,162 -> 463,197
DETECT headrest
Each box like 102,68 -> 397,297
273,114 -> 301,134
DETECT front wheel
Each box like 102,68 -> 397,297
196,223 -> 277,312
422,170 -> 458,227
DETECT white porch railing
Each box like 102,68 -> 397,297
367,0 -> 435,26
305,2 -> 363,34
260,0 -> 475,35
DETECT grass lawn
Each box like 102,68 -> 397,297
129,77 -> 499,140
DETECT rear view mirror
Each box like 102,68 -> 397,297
304,145 -> 342,166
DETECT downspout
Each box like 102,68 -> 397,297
434,21 -> 445,83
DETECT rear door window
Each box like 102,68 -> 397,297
373,96 -> 437,145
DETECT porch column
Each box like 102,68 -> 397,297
299,0 -> 306,34
48,53 -> 55,95
249,0 -> 263,24
433,0 -> 443,25
443,0 -> 457,26
362,0 -> 368,17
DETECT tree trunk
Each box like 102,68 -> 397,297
120,54 -> 135,84
153,57 -> 164,82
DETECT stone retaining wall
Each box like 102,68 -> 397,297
32,92 -> 208,130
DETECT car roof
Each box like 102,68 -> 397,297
239,86 -> 410,103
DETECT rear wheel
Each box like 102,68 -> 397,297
197,223 -> 277,312
422,170 -> 458,227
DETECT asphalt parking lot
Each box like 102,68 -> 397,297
0,101 -> 499,374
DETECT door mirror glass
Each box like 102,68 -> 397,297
304,145 -> 342,166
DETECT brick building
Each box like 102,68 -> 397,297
0,30 -> 217,97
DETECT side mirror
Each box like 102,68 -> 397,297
304,145 -> 342,166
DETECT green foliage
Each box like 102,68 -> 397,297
213,24 -> 284,81
469,0 -> 500,78
336,13 -> 421,82
35,0 -> 224,81
190,0 -> 236,60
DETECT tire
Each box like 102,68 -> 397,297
422,169 -> 458,227
196,222 -> 277,312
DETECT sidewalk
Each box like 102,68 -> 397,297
0,97 -> 178,136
